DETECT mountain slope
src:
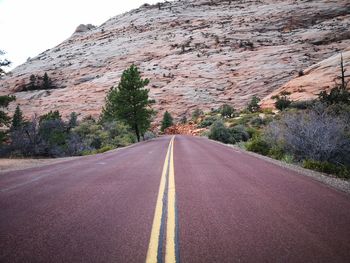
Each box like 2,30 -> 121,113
1,0 -> 349,120
261,49 -> 350,108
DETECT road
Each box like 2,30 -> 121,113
1,136 -> 350,262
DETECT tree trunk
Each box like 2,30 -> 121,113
134,124 -> 140,142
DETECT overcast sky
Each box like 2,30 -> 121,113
0,0 -> 164,70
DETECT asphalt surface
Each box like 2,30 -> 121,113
1,136 -> 350,262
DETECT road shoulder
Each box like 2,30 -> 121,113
207,138 -> 350,194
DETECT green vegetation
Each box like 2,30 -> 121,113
247,96 -> 261,113
199,54 -> 350,179
191,108 -> 204,122
1,65 -> 155,157
220,104 -> 235,118
24,73 -> 54,91
11,105 -> 24,131
101,65 -> 154,141
272,91 -> 292,111
161,111 -> 173,132
7,111 -> 136,157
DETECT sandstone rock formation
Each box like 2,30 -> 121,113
261,49 -> 350,108
0,0 -> 349,121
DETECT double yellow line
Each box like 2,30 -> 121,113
146,136 -> 179,263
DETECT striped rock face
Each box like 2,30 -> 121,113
1,0 -> 349,122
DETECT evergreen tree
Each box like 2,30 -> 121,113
40,110 -> 61,123
68,112 -> 78,128
247,96 -> 261,113
11,105 -> 24,130
29,74 -> 37,90
43,72 -> 52,89
161,111 -> 173,132
101,65 -> 153,141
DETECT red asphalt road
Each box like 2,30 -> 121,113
1,136 -> 350,262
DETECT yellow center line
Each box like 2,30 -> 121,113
166,137 -> 177,263
146,136 -> 178,263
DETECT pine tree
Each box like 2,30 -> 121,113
161,111 -> 173,132
68,112 -> 78,128
43,72 -> 52,89
29,74 -> 37,90
101,65 -> 153,141
11,105 -> 24,130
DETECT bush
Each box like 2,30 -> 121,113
208,120 -> 234,144
95,145 -> 114,154
246,136 -> 271,156
319,85 -> 350,105
303,160 -> 350,179
143,131 -> 156,140
247,96 -> 261,113
229,125 -> 250,142
289,100 -> 315,110
220,104 -> 235,118
264,104 -> 350,165
249,116 -> 266,127
246,127 -> 259,138
199,115 -> 220,128
272,92 -> 292,111
192,108 -> 204,121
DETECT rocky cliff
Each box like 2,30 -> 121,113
1,0 -> 349,121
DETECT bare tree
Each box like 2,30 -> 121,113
264,103 -> 350,165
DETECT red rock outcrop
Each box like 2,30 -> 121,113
164,122 -> 206,136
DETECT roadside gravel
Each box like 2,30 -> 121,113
0,157 -> 79,173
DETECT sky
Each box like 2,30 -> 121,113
0,0 -> 164,70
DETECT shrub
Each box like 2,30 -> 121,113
249,116 -> 266,127
247,96 -> 261,113
143,131 -> 156,140
264,103 -> 350,166
208,120 -> 234,144
229,125 -> 250,142
319,85 -> 350,105
246,136 -> 271,156
289,100 -> 315,110
303,160 -> 350,179
246,127 -> 259,138
199,115 -> 220,128
272,91 -> 292,111
220,104 -> 235,118
192,108 -> 204,121
96,145 -> 113,154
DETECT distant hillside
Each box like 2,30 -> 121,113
1,0 -> 349,121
